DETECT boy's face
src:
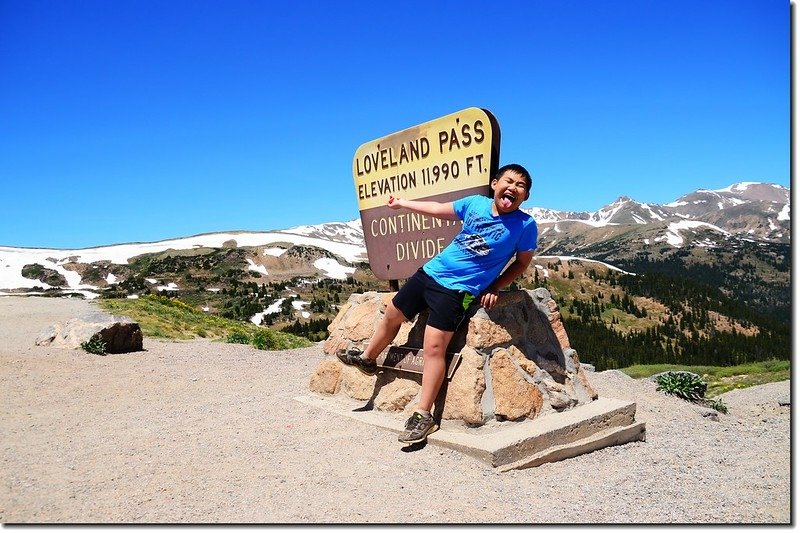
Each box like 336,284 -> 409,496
490,170 -> 530,214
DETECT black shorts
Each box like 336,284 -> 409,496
392,268 -> 476,332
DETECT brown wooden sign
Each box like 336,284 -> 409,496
375,345 -> 462,380
353,107 -> 500,280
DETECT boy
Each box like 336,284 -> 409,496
338,163 -> 538,444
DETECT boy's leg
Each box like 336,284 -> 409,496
340,269 -> 428,369
337,301 -> 407,375
362,301 -> 406,360
398,324 -> 453,444
416,324 -> 455,412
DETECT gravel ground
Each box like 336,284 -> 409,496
0,296 -> 791,524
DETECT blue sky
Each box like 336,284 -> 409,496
0,0 -> 789,248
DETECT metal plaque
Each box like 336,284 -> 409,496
353,107 -> 500,280
375,345 -> 462,380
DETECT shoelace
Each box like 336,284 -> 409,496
408,413 -> 430,432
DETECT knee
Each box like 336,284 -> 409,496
423,327 -> 453,357
422,337 -> 447,357
384,302 -> 407,326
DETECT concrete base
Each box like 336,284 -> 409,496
294,394 -> 646,471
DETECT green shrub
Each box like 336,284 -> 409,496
250,329 -> 278,350
21,264 -> 44,279
81,336 -> 107,355
655,371 -> 707,402
654,371 -> 730,415
706,398 -> 728,414
226,331 -> 250,344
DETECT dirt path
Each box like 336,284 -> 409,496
0,296 -> 790,523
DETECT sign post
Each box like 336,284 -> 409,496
353,107 -> 500,281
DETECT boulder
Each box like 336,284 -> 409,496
35,311 -> 143,354
490,347 -> 544,421
309,360 -> 342,395
374,375 -> 420,412
440,346 -> 485,425
310,288 -> 598,427
339,365 -> 376,401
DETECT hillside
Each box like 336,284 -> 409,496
0,181 -> 790,369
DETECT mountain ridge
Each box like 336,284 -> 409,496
0,181 -> 789,298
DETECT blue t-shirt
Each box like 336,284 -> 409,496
422,195 -> 538,296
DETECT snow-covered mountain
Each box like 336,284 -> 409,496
526,182 -> 791,242
0,181 -> 789,297
0,229 -> 367,298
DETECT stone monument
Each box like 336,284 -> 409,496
306,287 -> 645,470
311,288 -> 598,425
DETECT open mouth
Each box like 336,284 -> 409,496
500,191 -> 517,209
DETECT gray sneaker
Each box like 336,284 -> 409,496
398,412 -> 438,444
336,348 -> 378,376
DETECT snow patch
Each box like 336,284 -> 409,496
536,256 -> 636,275
713,182 -> 761,193
246,258 -> 268,276
562,219 -> 618,228
251,298 -> 285,325
670,220 -> 729,234
292,299 -> 313,320
314,258 -> 355,280
656,221 -> 730,248
642,204 -> 664,221
264,247 -> 287,257
292,299 -> 310,311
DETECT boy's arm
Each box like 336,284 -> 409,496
480,251 -> 535,310
387,195 -> 459,221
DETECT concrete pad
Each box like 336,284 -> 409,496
496,421 -> 646,472
294,393 -> 646,470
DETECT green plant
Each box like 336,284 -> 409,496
250,329 -> 277,350
655,371 -> 707,402
705,398 -> 728,414
226,331 -> 250,344
81,336 -> 107,355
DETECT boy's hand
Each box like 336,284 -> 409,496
387,195 -> 403,209
480,286 -> 500,310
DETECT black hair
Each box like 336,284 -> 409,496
493,163 -> 532,193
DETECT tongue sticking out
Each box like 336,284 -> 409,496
500,197 -> 513,209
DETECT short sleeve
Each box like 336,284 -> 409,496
517,220 -> 538,252
452,195 -> 477,221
